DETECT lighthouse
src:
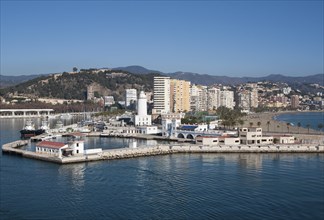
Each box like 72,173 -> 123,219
135,91 -> 152,126
137,91 -> 147,116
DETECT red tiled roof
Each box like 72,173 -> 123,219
36,141 -> 67,149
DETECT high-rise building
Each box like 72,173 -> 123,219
125,89 -> 137,108
153,77 -> 170,114
170,79 -> 191,113
190,85 -> 208,112
250,88 -> 259,108
237,88 -> 258,111
291,95 -> 299,109
207,87 -> 220,111
220,90 -> 235,109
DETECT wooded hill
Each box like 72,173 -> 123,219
1,70 -> 160,100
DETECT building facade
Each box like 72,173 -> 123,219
170,79 -> 191,113
125,89 -> 137,108
153,77 -> 170,114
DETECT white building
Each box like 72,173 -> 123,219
273,135 -> 295,144
220,90 -> 235,109
36,140 -> 85,158
162,118 -> 181,137
125,89 -> 137,108
36,141 -> 68,158
207,87 -> 220,111
195,136 -> 240,146
136,126 -> 158,134
135,91 -> 152,126
239,127 -> 273,145
104,96 -> 115,107
153,76 -> 170,114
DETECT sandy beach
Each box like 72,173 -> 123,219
242,111 -> 324,135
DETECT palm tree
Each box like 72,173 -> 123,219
306,124 -> 311,134
266,121 -> 271,132
249,122 -> 254,127
318,123 -> 323,132
276,125 -> 280,132
297,122 -> 301,134
286,122 -> 290,133
257,121 -> 261,127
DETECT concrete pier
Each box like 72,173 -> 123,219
2,140 -> 324,164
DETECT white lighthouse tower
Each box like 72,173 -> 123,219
135,91 -> 151,126
137,91 -> 147,116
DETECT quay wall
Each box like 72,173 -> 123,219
2,140 -> 324,164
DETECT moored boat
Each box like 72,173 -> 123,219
20,119 -> 46,138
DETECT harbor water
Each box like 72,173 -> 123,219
1,118 -> 324,219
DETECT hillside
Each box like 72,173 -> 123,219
0,74 -> 49,88
1,66 -> 323,99
1,70 -> 159,100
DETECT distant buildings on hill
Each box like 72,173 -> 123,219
80,76 -> 324,114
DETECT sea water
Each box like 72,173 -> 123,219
275,111 -> 324,131
1,118 -> 323,219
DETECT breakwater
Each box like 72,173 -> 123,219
2,140 -> 324,164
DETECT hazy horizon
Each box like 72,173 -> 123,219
1,1 -> 323,77
0,65 -> 323,78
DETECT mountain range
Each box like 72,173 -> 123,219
1,66 -> 323,88
110,65 -> 324,87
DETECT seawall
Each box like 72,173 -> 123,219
2,140 -> 324,164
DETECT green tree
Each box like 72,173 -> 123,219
257,121 -> 261,127
249,122 -> 254,127
318,123 -> 323,132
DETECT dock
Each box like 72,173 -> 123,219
2,140 -> 324,164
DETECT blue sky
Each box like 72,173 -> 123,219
1,0 -> 323,77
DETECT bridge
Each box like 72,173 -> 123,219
0,109 -> 54,118
172,129 -> 224,139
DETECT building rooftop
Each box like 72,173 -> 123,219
36,141 -> 67,149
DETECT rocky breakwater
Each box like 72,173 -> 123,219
101,145 -> 173,160
170,144 -> 324,153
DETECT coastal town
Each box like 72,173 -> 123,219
2,74 -> 324,164
1,1 -> 324,219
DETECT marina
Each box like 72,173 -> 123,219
1,112 -> 324,220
